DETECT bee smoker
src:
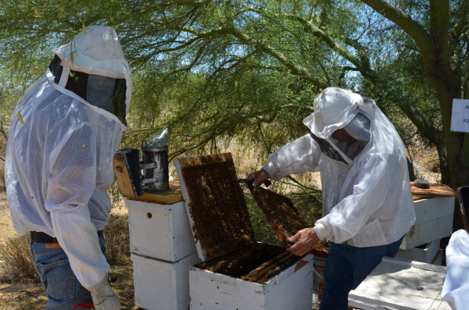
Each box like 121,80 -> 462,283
140,126 -> 170,193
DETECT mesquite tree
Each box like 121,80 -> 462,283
0,0 -> 468,189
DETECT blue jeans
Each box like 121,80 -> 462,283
319,237 -> 403,310
30,232 -> 106,310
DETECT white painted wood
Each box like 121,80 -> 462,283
175,154 -> 314,308
126,199 -> 197,261
174,158 -> 207,262
348,257 -> 451,310
189,253 -> 314,310
401,197 -> 455,250
396,240 -> 442,265
132,252 -> 200,310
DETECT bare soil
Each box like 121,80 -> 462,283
0,191 -> 16,245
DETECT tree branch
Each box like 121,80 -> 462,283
240,2 -> 372,79
229,27 -> 327,86
161,0 -> 212,8
359,0 -> 435,68
309,0 -> 318,23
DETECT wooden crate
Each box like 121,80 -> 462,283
400,197 -> 455,250
174,153 -> 315,310
126,199 -> 197,262
189,252 -> 314,310
395,240 -> 443,265
348,257 -> 451,309
132,252 -> 200,310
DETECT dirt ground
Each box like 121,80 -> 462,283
0,191 -> 138,310
0,191 -> 15,245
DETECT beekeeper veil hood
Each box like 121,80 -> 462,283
47,25 -> 132,125
303,87 -> 372,164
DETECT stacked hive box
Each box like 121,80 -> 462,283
120,153 -> 315,310
395,184 -> 456,265
125,181 -> 199,310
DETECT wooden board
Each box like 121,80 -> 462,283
349,257 -> 451,310
189,253 -> 314,310
395,240 -> 443,265
126,199 -> 196,261
176,152 -> 233,168
174,153 -> 256,262
410,182 -> 456,200
132,252 -> 199,310
127,180 -> 183,204
401,197 -> 454,250
113,153 -> 139,198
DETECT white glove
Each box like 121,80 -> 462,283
88,275 -> 121,310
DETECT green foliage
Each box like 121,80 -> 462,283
1,0 -> 469,187
127,70 -> 316,161
0,74 -> 19,161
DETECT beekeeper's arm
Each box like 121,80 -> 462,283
314,154 -> 390,244
249,134 -> 321,186
45,123 -> 119,310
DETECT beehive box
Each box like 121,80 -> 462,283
400,197 -> 455,250
132,252 -> 200,310
126,199 -> 197,261
395,239 -> 443,265
189,248 -> 314,310
175,153 -> 314,310
348,257 -> 451,310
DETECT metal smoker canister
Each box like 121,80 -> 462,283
141,145 -> 170,192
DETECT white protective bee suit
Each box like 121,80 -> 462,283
5,26 -> 131,309
263,87 -> 415,247
442,229 -> 469,310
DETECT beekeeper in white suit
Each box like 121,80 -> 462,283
248,87 -> 415,310
5,26 -> 131,310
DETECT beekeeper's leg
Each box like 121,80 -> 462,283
319,242 -> 353,310
348,237 -> 403,289
30,231 -> 107,310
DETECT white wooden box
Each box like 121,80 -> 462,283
132,252 -> 200,310
348,257 -> 451,310
126,199 -> 197,261
174,154 -> 315,310
395,239 -> 443,265
189,253 -> 314,310
401,197 -> 455,250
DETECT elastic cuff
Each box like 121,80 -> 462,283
314,223 -> 328,240
261,163 -> 275,180
87,273 -> 110,295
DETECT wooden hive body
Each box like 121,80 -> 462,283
401,197 -> 455,250
349,257 -> 451,309
126,199 -> 197,262
132,252 -> 199,310
174,153 -> 314,310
